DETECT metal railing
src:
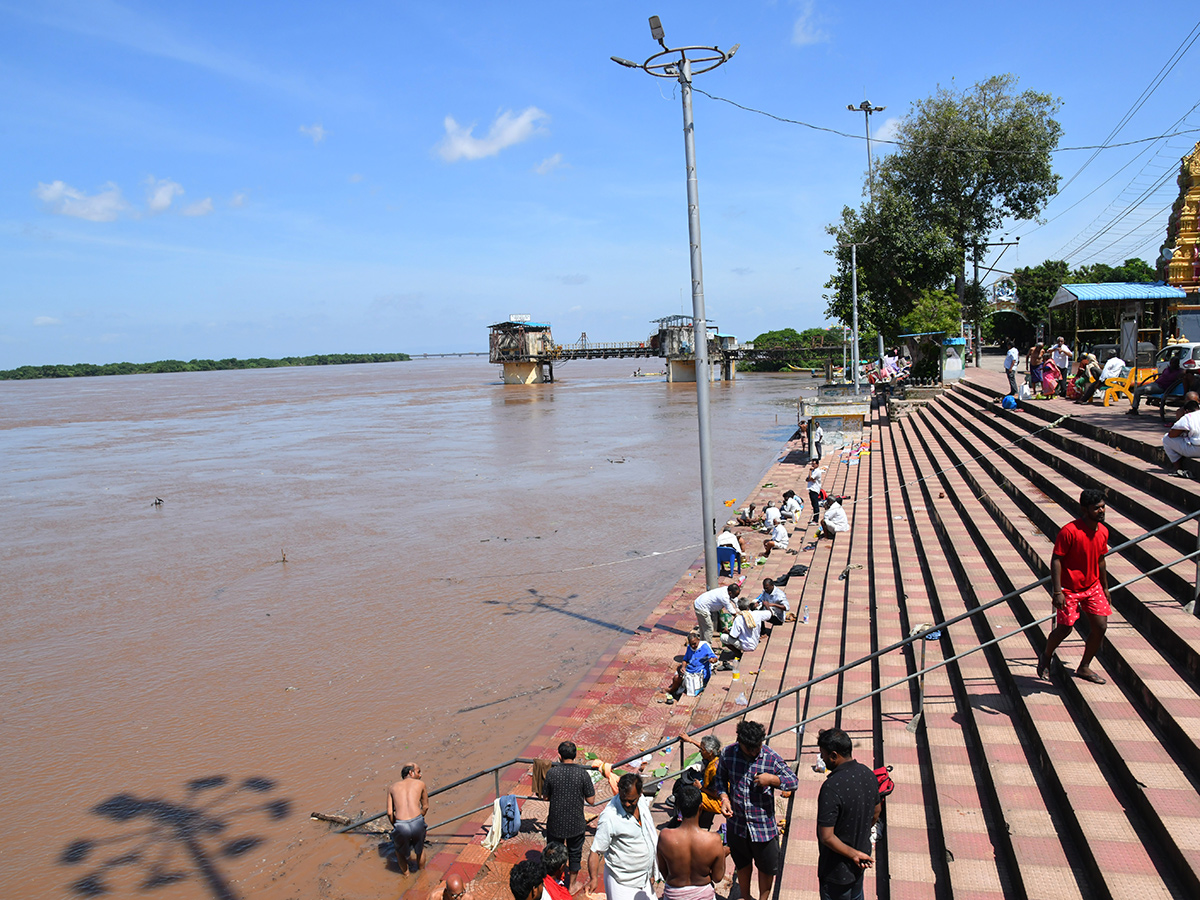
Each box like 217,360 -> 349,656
335,507 -> 1200,835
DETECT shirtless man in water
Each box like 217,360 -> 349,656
387,763 -> 429,873
657,784 -> 726,900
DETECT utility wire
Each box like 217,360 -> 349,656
689,86 -> 1200,156
1015,100 -> 1200,238
1052,20 -> 1200,197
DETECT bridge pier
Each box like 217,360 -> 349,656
500,361 -> 552,384
721,355 -> 736,381
666,359 -> 718,383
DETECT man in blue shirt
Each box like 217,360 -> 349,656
715,719 -> 799,900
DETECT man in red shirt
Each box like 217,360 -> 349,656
1037,489 -> 1112,684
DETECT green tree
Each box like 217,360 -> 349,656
899,289 -> 962,337
878,74 -> 1062,263
1012,259 -> 1071,329
825,190 -> 961,338
828,74 -> 1063,338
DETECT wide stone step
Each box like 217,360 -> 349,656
907,402 -> 1200,896
897,410 -> 1181,899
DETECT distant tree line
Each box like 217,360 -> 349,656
741,327 -> 865,371
0,352 -> 411,381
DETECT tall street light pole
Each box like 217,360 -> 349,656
839,239 -> 875,395
848,100 -> 886,360
613,17 -> 737,590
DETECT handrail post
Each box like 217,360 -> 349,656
494,768 -> 501,802
1192,518 -> 1200,616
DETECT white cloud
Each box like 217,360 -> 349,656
535,153 -> 564,175
300,123 -> 328,144
348,173 -> 363,183
873,116 -> 903,145
230,192 -> 247,208
33,180 -> 127,221
437,107 -> 548,162
145,176 -> 184,213
33,316 -> 62,326
182,198 -> 214,216
791,1 -> 830,46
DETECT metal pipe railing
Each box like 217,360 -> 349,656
333,508 -> 1200,835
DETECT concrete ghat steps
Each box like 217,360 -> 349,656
890,414 -> 1051,900
873,408 -> 964,900
779,426 -> 879,899
941,387 -> 1200,687
925,391 -> 1200,787
906,396 -> 1200,896
953,381 -> 1200,513
898,407 -> 1160,899
945,383 -> 1199,596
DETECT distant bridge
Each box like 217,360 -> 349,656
412,352 -> 489,358
488,317 -> 853,384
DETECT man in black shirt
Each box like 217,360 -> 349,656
815,728 -> 880,900
540,741 -> 595,890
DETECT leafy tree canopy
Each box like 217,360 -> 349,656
877,74 -> 1062,256
824,191 -> 961,337
826,74 -> 1062,340
900,289 -> 963,337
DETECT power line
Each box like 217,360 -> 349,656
689,86 -> 1200,155
1052,20 -> 1200,197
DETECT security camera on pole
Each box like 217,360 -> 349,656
612,17 -> 737,589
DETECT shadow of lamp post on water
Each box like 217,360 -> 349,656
59,775 -> 291,900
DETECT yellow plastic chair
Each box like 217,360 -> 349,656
1102,368 -> 1157,407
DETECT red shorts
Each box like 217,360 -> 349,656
1056,581 -> 1111,627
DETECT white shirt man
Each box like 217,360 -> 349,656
693,586 -> 740,646
763,503 -> 781,528
1163,406 -> 1200,471
1051,339 -> 1073,371
589,790 -> 658,899
717,528 -> 745,558
722,608 -> 774,653
1004,345 -> 1019,373
822,500 -> 851,536
782,494 -> 804,520
1099,356 -> 1125,382
757,583 -> 789,625
769,522 -> 788,548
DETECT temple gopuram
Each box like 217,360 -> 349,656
1162,140 -> 1200,339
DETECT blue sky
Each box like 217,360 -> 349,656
2,1 -> 1199,367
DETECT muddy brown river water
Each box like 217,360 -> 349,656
0,357 -> 809,898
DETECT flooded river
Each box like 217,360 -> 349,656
0,356 -> 808,898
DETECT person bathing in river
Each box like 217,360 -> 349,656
387,762 -> 429,873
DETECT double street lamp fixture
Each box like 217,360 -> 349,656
612,16 -> 737,589
847,100 -> 886,208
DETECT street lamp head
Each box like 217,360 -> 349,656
649,15 -> 666,45
846,104 -> 857,112
872,105 -> 886,113
611,56 -> 640,68
727,43 -> 740,58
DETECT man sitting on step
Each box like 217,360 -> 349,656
719,597 -> 773,667
818,498 -> 851,541
1162,392 -> 1200,477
